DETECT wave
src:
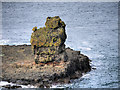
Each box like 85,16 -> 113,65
51,84 -> 66,88
0,81 -> 36,89
78,46 -> 91,51
0,39 -> 31,45
0,39 -> 10,45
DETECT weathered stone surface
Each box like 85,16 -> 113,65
1,16 -> 91,88
45,16 -> 66,29
30,16 -> 67,63
1,45 -> 91,88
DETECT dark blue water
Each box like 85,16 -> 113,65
1,2 -> 119,88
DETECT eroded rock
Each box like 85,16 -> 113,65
1,16 -> 91,88
30,16 -> 67,63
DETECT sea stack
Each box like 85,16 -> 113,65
2,16 -> 91,88
30,16 -> 67,64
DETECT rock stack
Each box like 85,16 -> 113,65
30,16 -> 68,64
2,16 -> 91,87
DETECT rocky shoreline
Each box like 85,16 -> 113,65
1,45 -> 91,88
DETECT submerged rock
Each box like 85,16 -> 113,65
30,16 -> 67,63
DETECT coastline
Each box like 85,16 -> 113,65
1,45 -> 91,88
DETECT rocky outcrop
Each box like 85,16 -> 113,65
1,45 -> 91,88
30,16 -> 67,64
1,16 -> 91,88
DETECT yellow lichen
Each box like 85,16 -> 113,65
30,16 -> 67,63
45,16 -> 64,29
32,26 -> 37,32
54,38 -> 61,46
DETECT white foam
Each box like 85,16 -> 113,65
0,81 -> 37,88
78,46 -> 91,51
0,39 -> 10,45
81,73 -> 90,79
12,42 -> 31,45
50,84 -> 66,88
82,41 -> 89,45
0,39 -> 31,45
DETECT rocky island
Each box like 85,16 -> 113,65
1,16 -> 91,88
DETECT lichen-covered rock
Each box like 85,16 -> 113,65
30,27 -> 66,48
30,16 -> 67,63
1,17 -> 91,87
45,16 -> 66,29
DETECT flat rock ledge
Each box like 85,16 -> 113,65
1,45 -> 91,88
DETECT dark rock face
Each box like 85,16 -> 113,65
30,16 -> 67,64
2,84 -> 22,89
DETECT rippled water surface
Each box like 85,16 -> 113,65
1,2 -> 119,88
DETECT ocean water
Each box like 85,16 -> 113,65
1,2 -> 119,88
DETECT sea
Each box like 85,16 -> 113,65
0,2 -> 119,88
